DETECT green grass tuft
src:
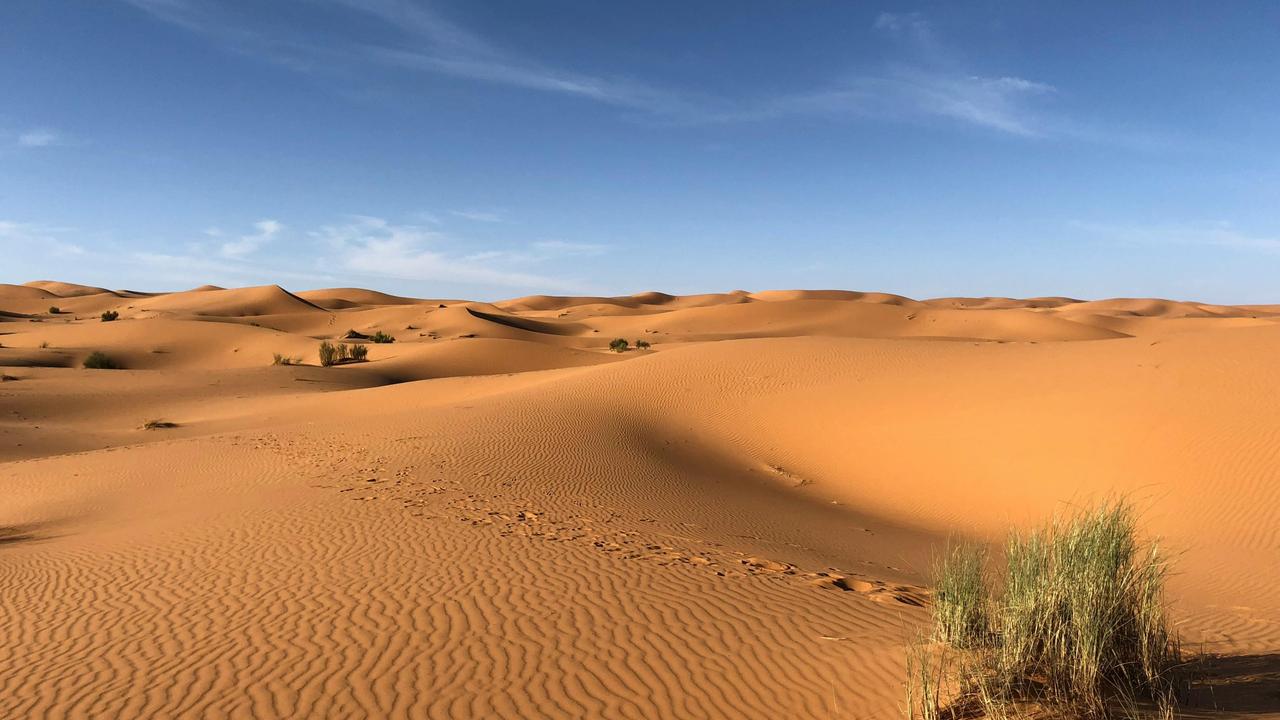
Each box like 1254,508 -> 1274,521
907,500 -> 1182,719
933,543 -> 989,650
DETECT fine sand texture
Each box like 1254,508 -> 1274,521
2,281 -> 1278,718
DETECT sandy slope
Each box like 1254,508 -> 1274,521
1,283 -> 1278,719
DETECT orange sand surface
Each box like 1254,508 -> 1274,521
2,281 -> 1278,718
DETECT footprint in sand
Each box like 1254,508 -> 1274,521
811,573 -> 929,607
741,557 -> 796,574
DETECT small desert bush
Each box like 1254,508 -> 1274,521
320,341 -> 369,366
635,339 -> 651,350
907,500 -> 1181,719
83,351 -> 120,369
142,419 -> 178,430
369,331 -> 395,344
39,340 -> 49,349
272,353 -> 302,366
609,338 -> 629,352
101,310 -> 119,322
319,340 -> 338,367
49,306 -> 60,314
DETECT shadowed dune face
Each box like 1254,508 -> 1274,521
1,282 -> 1279,719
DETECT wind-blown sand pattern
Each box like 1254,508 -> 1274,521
2,281 -> 1278,718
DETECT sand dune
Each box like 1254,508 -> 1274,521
1,282 -> 1277,718
23,279 -> 118,297
297,287 -> 429,307
132,284 -> 329,317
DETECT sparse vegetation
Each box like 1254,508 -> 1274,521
369,331 -> 395,344
100,310 -> 119,322
39,341 -> 49,349
142,419 -> 178,430
48,306 -> 60,314
635,339 -> 651,350
319,340 -> 368,366
906,501 -> 1182,719
319,340 -> 338,367
272,353 -> 302,366
83,351 -> 120,369
609,338 -> 630,352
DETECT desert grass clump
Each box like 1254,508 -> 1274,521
83,351 -> 120,369
933,543 -> 989,650
635,339 -> 651,350
369,331 -> 395,344
49,306 -> 60,314
906,500 -> 1181,719
609,338 -> 629,352
272,353 -> 302,366
101,310 -> 119,322
319,340 -> 338,367
350,343 -> 368,361
142,419 -> 178,430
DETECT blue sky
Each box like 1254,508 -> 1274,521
3,1 -> 1279,301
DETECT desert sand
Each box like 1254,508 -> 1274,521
1,281 -> 1277,718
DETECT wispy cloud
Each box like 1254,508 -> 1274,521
450,209 -> 505,223
1073,220 -> 1280,254
3,212 -> 594,294
17,129 -> 62,147
314,215 -> 587,291
120,0 -> 683,114
0,220 -> 85,255
730,67 -> 1055,136
873,12 -> 935,47
115,2 -> 1147,143
220,218 -> 282,257
131,250 -> 334,285
531,240 -> 607,257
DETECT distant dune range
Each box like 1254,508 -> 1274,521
2,280 -> 1278,718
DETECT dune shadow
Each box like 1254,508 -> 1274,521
1184,653 -> 1280,715
0,523 -> 62,548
